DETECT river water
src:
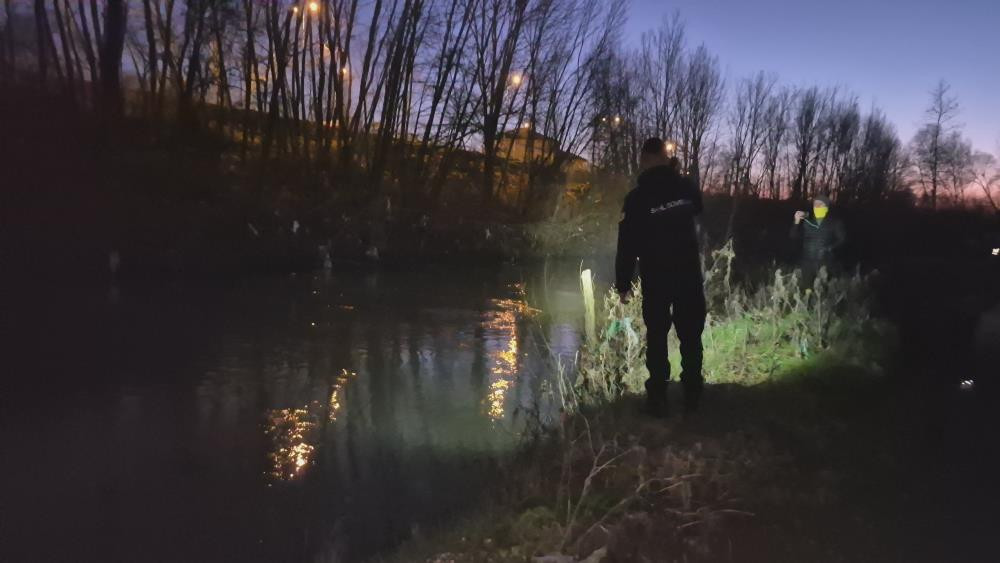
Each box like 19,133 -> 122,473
0,263 -> 594,562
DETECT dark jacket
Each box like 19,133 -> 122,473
615,165 -> 703,292
790,213 -> 846,265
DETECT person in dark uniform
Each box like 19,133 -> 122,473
615,138 -> 706,417
790,195 -> 846,287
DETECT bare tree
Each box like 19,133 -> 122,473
910,80 -> 960,208
971,151 -> 999,211
790,86 -> 827,200
34,0 -> 61,86
97,0 -> 127,117
760,87 -> 791,199
822,96 -> 860,199
469,0 -> 530,202
843,109 -> 904,203
937,131 -> 974,206
591,44 -> 641,175
0,0 -> 14,84
637,13 -> 684,142
675,44 -> 722,187
51,0 -> 78,97
511,0 -> 623,213
6,0 -> 932,220
725,71 -> 775,197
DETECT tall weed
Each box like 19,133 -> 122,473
563,241 -> 891,409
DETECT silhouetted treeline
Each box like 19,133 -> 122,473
2,3 -> 997,212
588,17 -> 909,204
1,0 -> 622,213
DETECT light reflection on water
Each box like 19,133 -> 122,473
480,286 -> 544,422
0,264 -> 588,562
262,284 -> 549,483
266,407 -> 317,480
329,369 -> 355,422
265,368 -> 358,482
483,297 -> 523,421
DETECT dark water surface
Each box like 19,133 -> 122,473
0,263 -> 591,562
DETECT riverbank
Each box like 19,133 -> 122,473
376,363 -> 898,562
370,251 -> 1000,563
376,356 -> 1000,563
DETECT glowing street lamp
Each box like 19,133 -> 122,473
613,115 -> 621,125
292,5 -> 299,13
308,1 -> 320,13
510,73 -> 523,87
664,141 -> 676,154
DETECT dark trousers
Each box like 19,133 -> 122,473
641,276 -> 706,393
800,255 -> 837,289
800,260 -> 820,289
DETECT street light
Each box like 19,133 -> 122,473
664,141 -> 676,154
613,116 -> 621,125
510,73 -> 523,87
308,1 -> 320,13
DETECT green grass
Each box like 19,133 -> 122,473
567,242 -> 894,408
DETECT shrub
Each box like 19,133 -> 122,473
562,241 -> 892,409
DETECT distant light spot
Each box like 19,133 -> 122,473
960,379 -> 975,390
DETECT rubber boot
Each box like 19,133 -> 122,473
644,379 -> 669,418
683,382 -> 702,414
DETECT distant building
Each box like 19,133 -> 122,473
498,126 -> 560,163
492,125 -> 592,216
498,125 -> 589,173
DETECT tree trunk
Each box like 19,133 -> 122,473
34,0 -> 51,86
2,0 -> 13,83
52,0 -> 77,97
212,3 -> 232,112
241,0 -> 258,159
99,0 -> 126,117
141,0 -> 158,117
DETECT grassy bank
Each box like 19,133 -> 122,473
378,370 -> 900,563
370,250 -> 907,562
571,243 -> 893,402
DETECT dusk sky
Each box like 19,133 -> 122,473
627,0 -> 999,153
